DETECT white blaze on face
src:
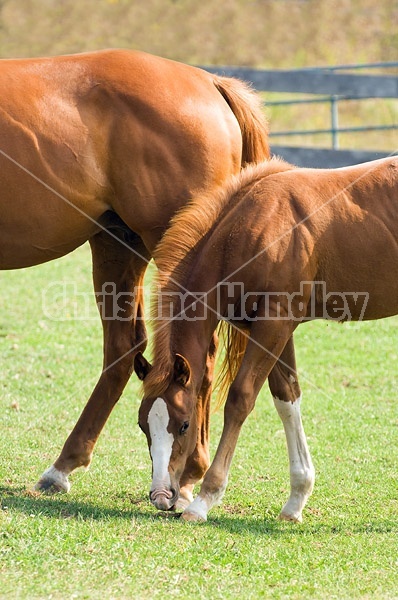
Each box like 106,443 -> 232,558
147,397 -> 174,488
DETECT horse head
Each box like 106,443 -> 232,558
135,352 -> 198,511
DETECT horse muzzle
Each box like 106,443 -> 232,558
149,486 -> 179,511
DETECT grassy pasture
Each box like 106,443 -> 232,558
0,244 -> 397,599
0,1 -> 397,597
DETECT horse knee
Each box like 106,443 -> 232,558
133,301 -> 148,352
195,446 -> 210,477
104,322 -> 147,370
181,445 -> 210,484
105,340 -> 134,369
225,384 -> 256,425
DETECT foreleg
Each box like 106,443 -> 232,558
176,334 -> 218,510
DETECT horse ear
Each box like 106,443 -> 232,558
173,354 -> 191,386
134,352 -> 152,381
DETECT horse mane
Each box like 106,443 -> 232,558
143,156 -> 296,400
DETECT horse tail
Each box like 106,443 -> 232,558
213,75 -> 270,166
215,320 -> 249,409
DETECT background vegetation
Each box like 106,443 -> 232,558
0,0 -> 396,67
0,0 -> 396,152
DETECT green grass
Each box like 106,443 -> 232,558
1,245 -> 397,599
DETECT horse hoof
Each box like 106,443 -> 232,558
279,511 -> 303,523
35,479 -> 68,494
35,466 -> 70,494
181,511 -> 206,523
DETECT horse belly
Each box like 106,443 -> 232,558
315,241 -> 398,322
0,166 -> 105,269
0,137 -> 109,268
0,211 -> 100,269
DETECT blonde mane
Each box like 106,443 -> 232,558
143,156 -> 296,398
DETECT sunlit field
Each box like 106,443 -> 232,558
1,245 -> 397,599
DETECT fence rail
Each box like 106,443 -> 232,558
200,62 -> 398,167
202,65 -> 398,97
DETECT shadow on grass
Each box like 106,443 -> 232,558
0,484 -> 156,522
1,485 -> 396,537
209,514 -> 397,537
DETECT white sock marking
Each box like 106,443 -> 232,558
273,395 -> 315,521
37,465 -> 70,492
183,496 -> 209,521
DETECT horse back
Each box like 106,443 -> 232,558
186,156 -> 398,322
0,50 -> 254,266
264,157 -> 398,321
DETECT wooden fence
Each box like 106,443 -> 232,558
200,62 -> 398,168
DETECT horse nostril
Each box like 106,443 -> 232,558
149,486 -> 180,510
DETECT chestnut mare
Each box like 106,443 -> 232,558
0,49 -> 269,498
136,156 -> 398,522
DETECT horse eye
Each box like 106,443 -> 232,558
179,421 -> 189,435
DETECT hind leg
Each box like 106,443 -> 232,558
268,336 -> 315,523
36,224 -> 150,493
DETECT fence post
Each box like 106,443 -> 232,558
331,95 -> 339,149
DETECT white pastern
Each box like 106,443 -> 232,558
35,465 -> 71,493
147,397 -> 174,489
273,395 -> 315,522
182,496 -> 209,522
182,488 -> 226,522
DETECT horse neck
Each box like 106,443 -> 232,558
159,249 -> 220,387
169,289 -> 219,391
156,214 -> 229,389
